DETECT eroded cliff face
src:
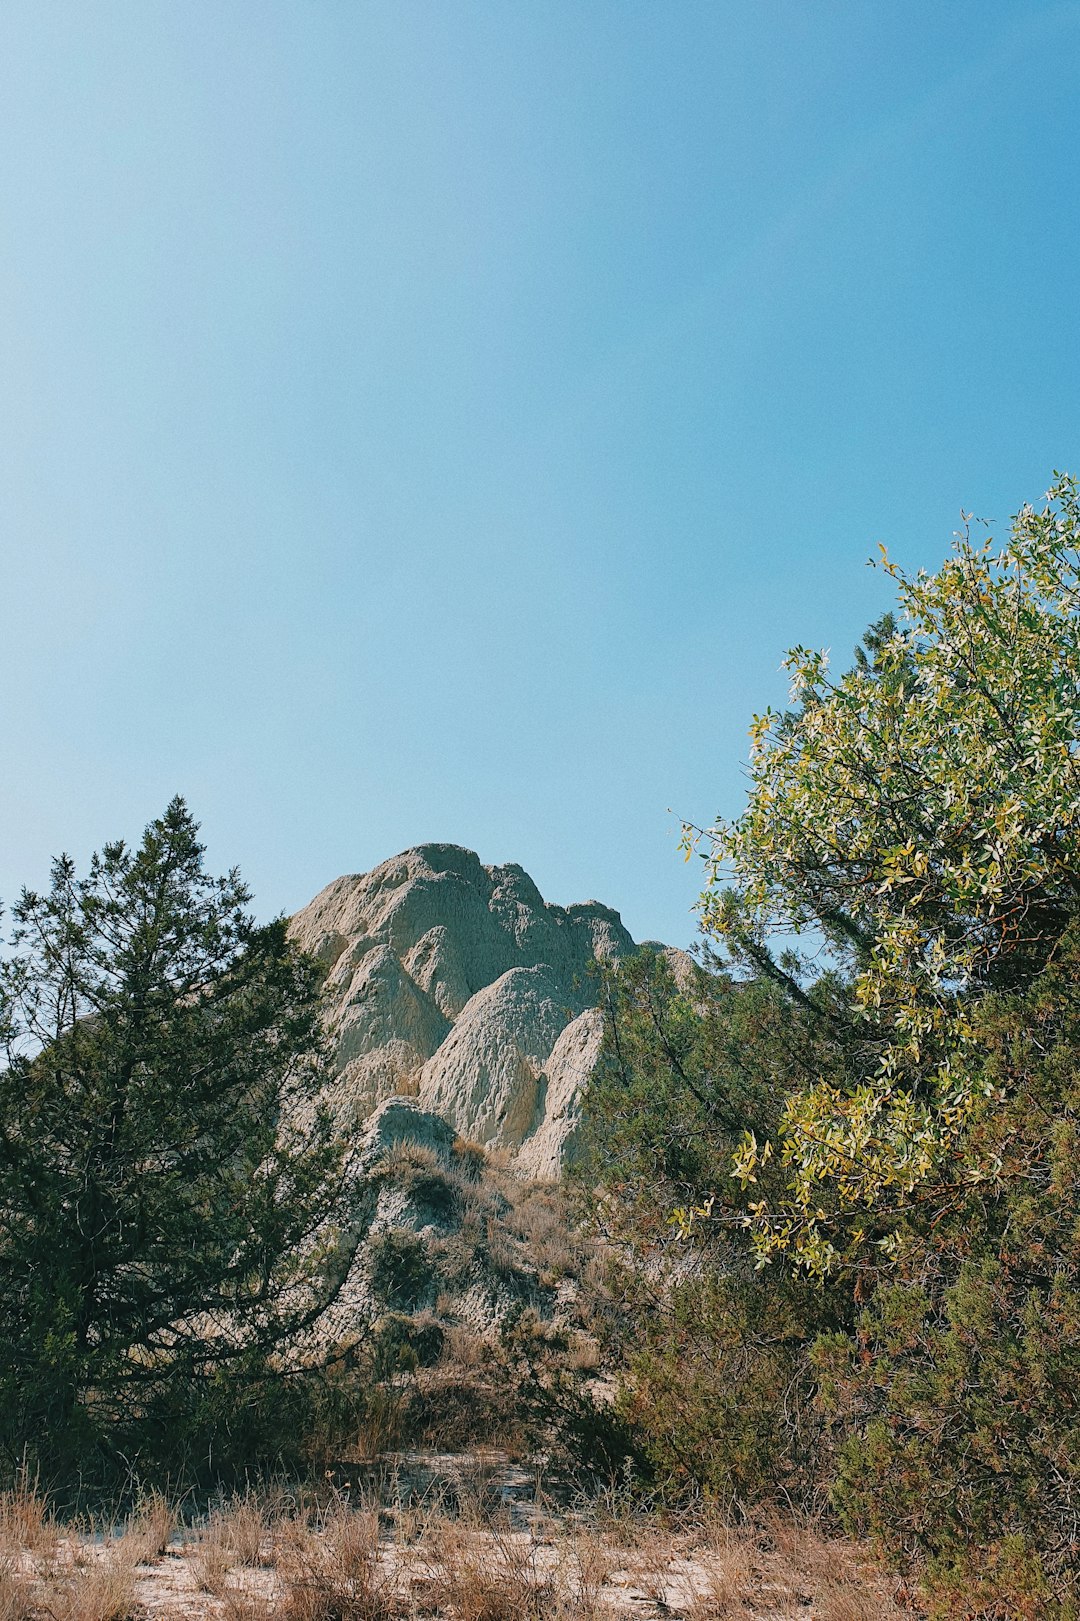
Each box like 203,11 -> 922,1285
289,844 -> 637,1178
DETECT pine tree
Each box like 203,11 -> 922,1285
0,798 -> 347,1485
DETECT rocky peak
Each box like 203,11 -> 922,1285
290,845 -> 639,1177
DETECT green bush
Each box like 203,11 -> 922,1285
584,483 -> 1080,1604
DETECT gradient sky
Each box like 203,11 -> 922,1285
1,2 -> 1077,949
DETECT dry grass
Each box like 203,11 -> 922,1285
0,1480 -> 916,1620
195,1500 -> 266,1590
0,1555 -> 33,1621
504,1184 -> 584,1287
560,1524 -> 616,1621
374,1142 -> 442,1181
275,1503 -> 405,1620
685,1523 -> 755,1619
483,1216 -> 526,1280
45,1543 -> 138,1621
759,1514 -> 907,1620
0,1487 -> 137,1621
450,1138 -> 487,1183
218,1596 -> 282,1621
421,1510 -> 558,1621
438,1324 -> 492,1372
191,1495 -> 270,1594
123,1492 -> 177,1565
0,1479 -> 60,1566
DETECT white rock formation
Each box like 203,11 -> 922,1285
290,844 -> 638,1176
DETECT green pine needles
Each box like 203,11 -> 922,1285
0,797 -> 348,1488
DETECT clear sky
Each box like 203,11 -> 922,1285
1,3 -> 1077,949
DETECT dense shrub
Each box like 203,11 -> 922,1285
813,932 -> 1080,1615
584,481 -> 1080,1607
577,948 -> 850,1506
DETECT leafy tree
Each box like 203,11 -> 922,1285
0,798 -> 348,1485
689,475 -> 1080,1274
673,476 -> 1080,1606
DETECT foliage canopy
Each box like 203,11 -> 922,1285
690,475 -> 1080,1273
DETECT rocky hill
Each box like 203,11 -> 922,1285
290,843 -> 639,1178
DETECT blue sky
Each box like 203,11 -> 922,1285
1,2 -> 1077,948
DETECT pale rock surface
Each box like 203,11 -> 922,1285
290,844 -> 639,1172
516,1006 -> 605,1179
358,1096 -> 461,1168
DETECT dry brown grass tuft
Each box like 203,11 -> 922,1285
421,1501 -> 561,1621
438,1323 -> 492,1372
123,1491 -> 177,1564
626,1526 -> 681,1610
0,1479 -> 59,1563
218,1593 -> 282,1621
450,1138 -> 487,1182
46,1540 -> 138,1621
190,1532 -> 232,1597
374,1142 -> 441,1180
0,1480 -> 914,1621
759,1515 -> 907,1621
561,1524 -> 616,1621
815,1585 -> 898,1621
504,1184 -> 583,1287
191,1496 -> 269,1594
0,1479 -> 140,1619
0,1554 -> 33,1621
685,1523 -> 755,1619
275,1503 -> 405,1621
